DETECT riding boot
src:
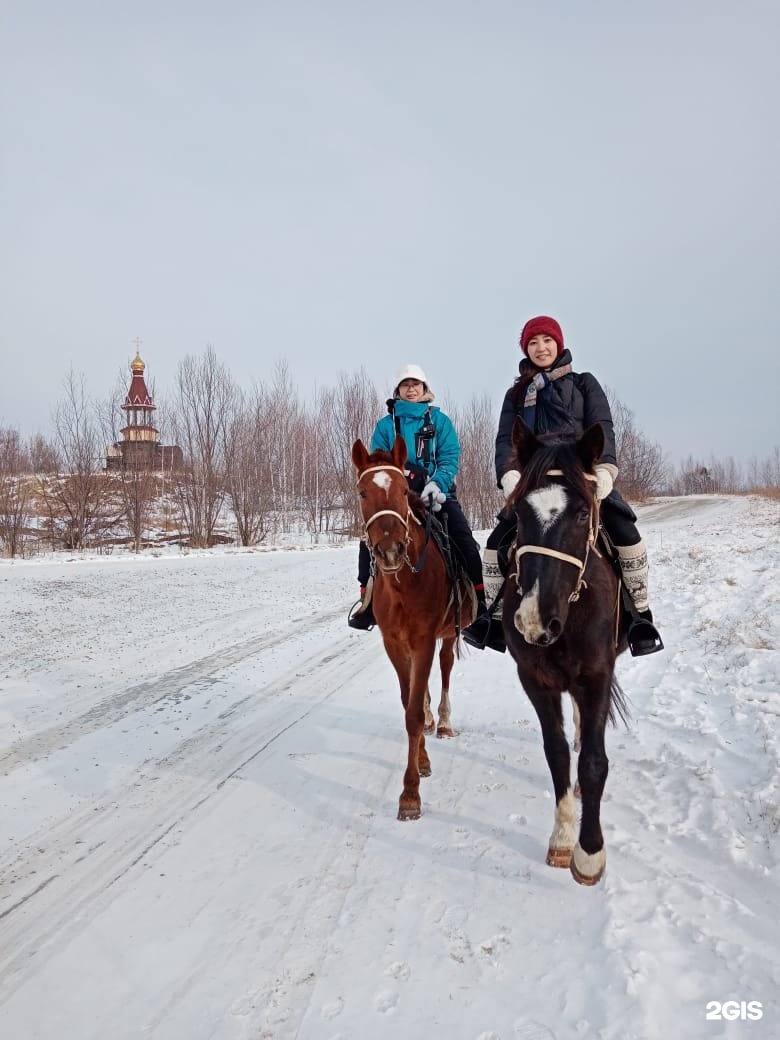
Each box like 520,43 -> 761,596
616,541 -> 663,656
347,578 -> 376,631
463,549 -> 505,653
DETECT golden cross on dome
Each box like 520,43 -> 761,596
132,337 -> 143,351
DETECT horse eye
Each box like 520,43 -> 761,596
577,508 -> 590,523
359,491 -> 367,499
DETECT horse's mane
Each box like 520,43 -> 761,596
513,433 -> 596,504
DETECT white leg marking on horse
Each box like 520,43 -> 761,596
372,471 -> 392,492
572,842 -> 606,880
438,685 -> 452,733
526,485 -> 567,531
515,579 -> 546,642
424,687 -> 434,731
549,789 -> 577,850
571,696 -> 582,752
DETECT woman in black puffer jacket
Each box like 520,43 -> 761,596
463,315 -> 662,656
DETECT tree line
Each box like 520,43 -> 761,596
1,348 -> 777,557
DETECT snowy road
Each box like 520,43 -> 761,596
1,497 -> 778,1040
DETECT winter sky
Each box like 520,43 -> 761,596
2,1 -> 778,463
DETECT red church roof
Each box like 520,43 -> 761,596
124,351 -> 156,410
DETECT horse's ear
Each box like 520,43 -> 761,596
512,417 -> 542,468
352,439 -> 369,471
577,423 -> 605,470
391,434 -> 407,469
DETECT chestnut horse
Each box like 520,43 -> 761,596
503,419 -> 629,885
352,436 -> 474,820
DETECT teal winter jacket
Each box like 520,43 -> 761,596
370,399 -> 460,497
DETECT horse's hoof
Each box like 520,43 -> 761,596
570,843 -> 605,885
424,721 -> 435,735
436,725 -> 457,739
397,804 -> 421,821
570,862 -> 604,886
419,762 -> 432,778
546,846 -> 573,868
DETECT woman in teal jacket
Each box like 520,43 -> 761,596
348,364 -> 486,630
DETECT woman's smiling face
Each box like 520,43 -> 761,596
398,379 -> 424,401
526,335 -> 559,369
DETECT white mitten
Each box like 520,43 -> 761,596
500,469 -> 521,500
421,481 -> 446,512
594,464 -> 614,501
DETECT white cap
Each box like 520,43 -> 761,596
394,364 -> 428,389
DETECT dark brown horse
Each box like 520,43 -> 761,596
503,419 -> 629,885
352,436 -> 474,820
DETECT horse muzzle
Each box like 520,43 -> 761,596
373,540 -> 407,573
513,586 -> 565,646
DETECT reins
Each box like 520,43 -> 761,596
513,470 -> 601,605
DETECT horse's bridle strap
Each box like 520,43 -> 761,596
356,464 -> 407,485
512,469 -> 600,604
514,544 -> 585,571
364,508 -> 409,531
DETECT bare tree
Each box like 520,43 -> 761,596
170,346 -> 236,547
317,369 -> 382,535
0,426 -> 32,557
41,370 -> 117,550
446,393 -> 503,529
299,389 -> 342,535
28,433 -> 60,473
223,382 -> 276,546
606,389 -> 667,501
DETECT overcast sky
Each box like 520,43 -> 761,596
2,0 -> 778,464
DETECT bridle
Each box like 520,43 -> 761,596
355,464 -> 421,569
512,469 -> 601,605
356,464 -> 418,534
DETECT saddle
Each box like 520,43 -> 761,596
429,512 -> 475,628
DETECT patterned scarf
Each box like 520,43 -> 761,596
522,363 -> 574,433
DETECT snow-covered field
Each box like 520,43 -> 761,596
1,495 -> 778,1040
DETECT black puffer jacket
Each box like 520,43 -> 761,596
494,349 -> 617,483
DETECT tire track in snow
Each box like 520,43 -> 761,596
0,627 -> 382,1004
0,602 -> 346,773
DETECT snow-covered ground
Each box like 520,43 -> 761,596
1,495 -> 778,1040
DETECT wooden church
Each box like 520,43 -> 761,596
106,344 -> 182,471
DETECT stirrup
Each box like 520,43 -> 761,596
347,599 -> 376,631
627,617 -> 663,656
463,615 -> 506,654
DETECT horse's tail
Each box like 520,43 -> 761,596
608,675 -> 630,729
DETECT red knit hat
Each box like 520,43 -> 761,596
519,316 -> 564,357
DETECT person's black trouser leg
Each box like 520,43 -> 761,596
439,499 -> 483,591
348,540 -> 376,630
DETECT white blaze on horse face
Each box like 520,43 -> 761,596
514,578 -> 546,643
372,471 -> 393,494
526,484 -> 568,532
